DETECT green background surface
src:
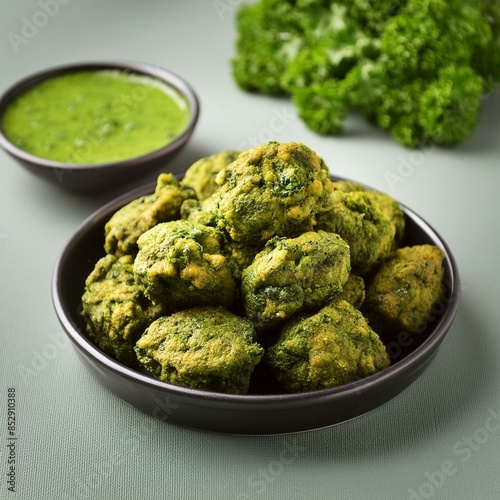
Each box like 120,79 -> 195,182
1,1 -> 499,499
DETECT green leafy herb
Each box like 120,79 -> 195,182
232,0 -> 500,147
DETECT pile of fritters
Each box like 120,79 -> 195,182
81,141 -> 445,394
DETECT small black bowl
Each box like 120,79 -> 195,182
52,176 -> 461,434
0,61 -> 199,193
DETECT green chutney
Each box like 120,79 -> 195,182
1,70 -> 191,164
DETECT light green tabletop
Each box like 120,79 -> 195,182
1,2 -> 499,499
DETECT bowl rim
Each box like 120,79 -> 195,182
0,60 -> 200,170
51,176 -> 461,407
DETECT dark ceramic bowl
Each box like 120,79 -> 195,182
0,61 -> 199,193
52,176 -> 461,434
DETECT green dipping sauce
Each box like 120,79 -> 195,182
1,70 -> 191,164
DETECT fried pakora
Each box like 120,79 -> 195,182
180,196 -> 218,227
317,191 -> 396,274
213,141 -> 334,245
331,273 -> 366,309
224,239 -> 263,282
134,306 -> 264,394
331,180 -> 405,244
180,150 -> 241,200
363,244 -> 445,335
366,191 -> 405,244
241,231 -> 351,331
81,254 -> 165,366
133,220 -> 237,309
266,300 -> 391,392
104,173 -> 196,256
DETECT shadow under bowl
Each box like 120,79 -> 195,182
52,176 -> 461,434
0,60 -> 199,193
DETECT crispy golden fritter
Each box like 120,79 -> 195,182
331,273 -> 366,309
213,141 -> 334,245
181,150 -> 241,200
363,244 -> 445,335
317,191 -> 396,274
332,180 -> 405,244
224,239 -> 263,282
104,173 -> 196,256
241,231 -> 351,332
267,300 -> 390,392
133,220 -> 236,309
180,196 -> 218,227
134,306 -> 264,394
366,191 -> 405,244
81,254 -> 165,366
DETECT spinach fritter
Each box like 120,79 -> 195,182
241,231 -> 351,332
213,141 -> 334,245
317,190 -> 396,274
81,254 -> 165,366
267,300 -> 391,392
366,191 -> 405,244
331,180 -> 405,244
133,220 -> 237,309
363,244 -> 445,335
331,273 -> 366,309
181,150 -> 241,200
180,196 -> 218,227
134,306 -> 264,394
104,173 -> 196,256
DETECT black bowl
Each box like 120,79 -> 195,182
52,177 -> 461,434
0,61 -> 199,193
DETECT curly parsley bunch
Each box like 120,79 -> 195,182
232,0 -> 500,147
